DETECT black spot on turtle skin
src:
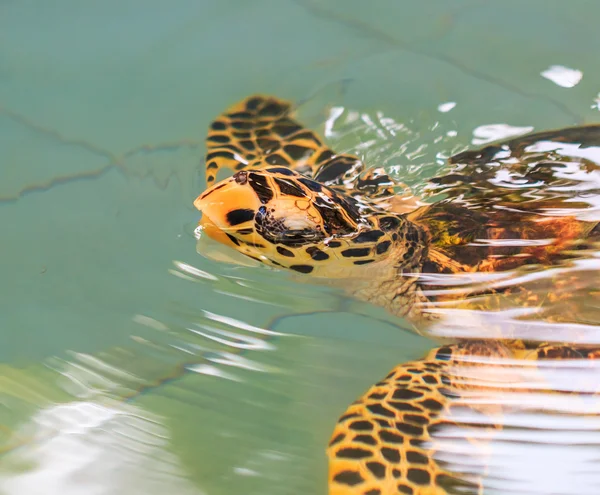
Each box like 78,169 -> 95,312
276,246 -> 295,257
353,230 -> 384,243
374,418 -> 391,428
283,144 -> 314,161
353,434 -> 377,446
225,233 -> 240,246
379,216 -> 401,232
354,259 -> 374,265
273,178 -> 306,197
326,240 -> 342,248
376,240 -> 392,254
336,447 -> 372,460
407,468 -> 431,485
289,264 -> 314,274
422,375 -> 438,385
235,162 -> 248,170
239,140 -> 256,151
396,423 -> 424,437
332,470 -> 364,486
403,245 -> 416,260
365,489 -> 381,495
257,138 -> 280,152
233,131 -> 251,139
420,399 -> 444,412
266,167 -> 296,176
366,461 -> 386,479
379,431 -> 404,444
405,414 -> 428,426
210,121 -> 226,131
341,248 -> 371,258
406,451 -> 428,464
272,121 -> 303,137
381,447 -> 401,463
228,111 -> 252,120
230,120 -> 253,130
392,389 -> 424,401
236,228 -> 253,235
298,177 -> 322,192
248,174 -> 274,204
265,154 -> 290,166
206,161 -> 219,170
259,101 -> 287,117
306,246 -> 329,261
245,97 -> 262,111
349,420 -> 374,431
207,134 -> 230,144
226,208 -> 255,226
397,484 -> 414,494
366,403 -> 396,418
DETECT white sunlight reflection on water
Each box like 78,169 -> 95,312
427,357 -> 600,494
0,401 -> 201,495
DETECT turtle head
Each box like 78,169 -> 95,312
194,167 -> 409,276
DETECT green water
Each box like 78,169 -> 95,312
2,1 -> 600,494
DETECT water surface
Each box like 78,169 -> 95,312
2,1 -> 600,494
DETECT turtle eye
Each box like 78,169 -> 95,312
232,171 -> 248,184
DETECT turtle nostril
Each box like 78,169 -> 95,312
233,171 -> 248,185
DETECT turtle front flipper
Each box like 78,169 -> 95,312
327,341 -> 514,495
205,95 -> 358,186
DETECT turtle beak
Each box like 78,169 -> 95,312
194,177 -> 262,235
197,214 -> 240,248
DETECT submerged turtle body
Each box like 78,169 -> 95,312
195,96 -> 600,494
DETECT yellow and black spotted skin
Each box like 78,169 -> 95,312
195,95 -> 600,494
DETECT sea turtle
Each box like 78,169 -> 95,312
194,95 -> 600,494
